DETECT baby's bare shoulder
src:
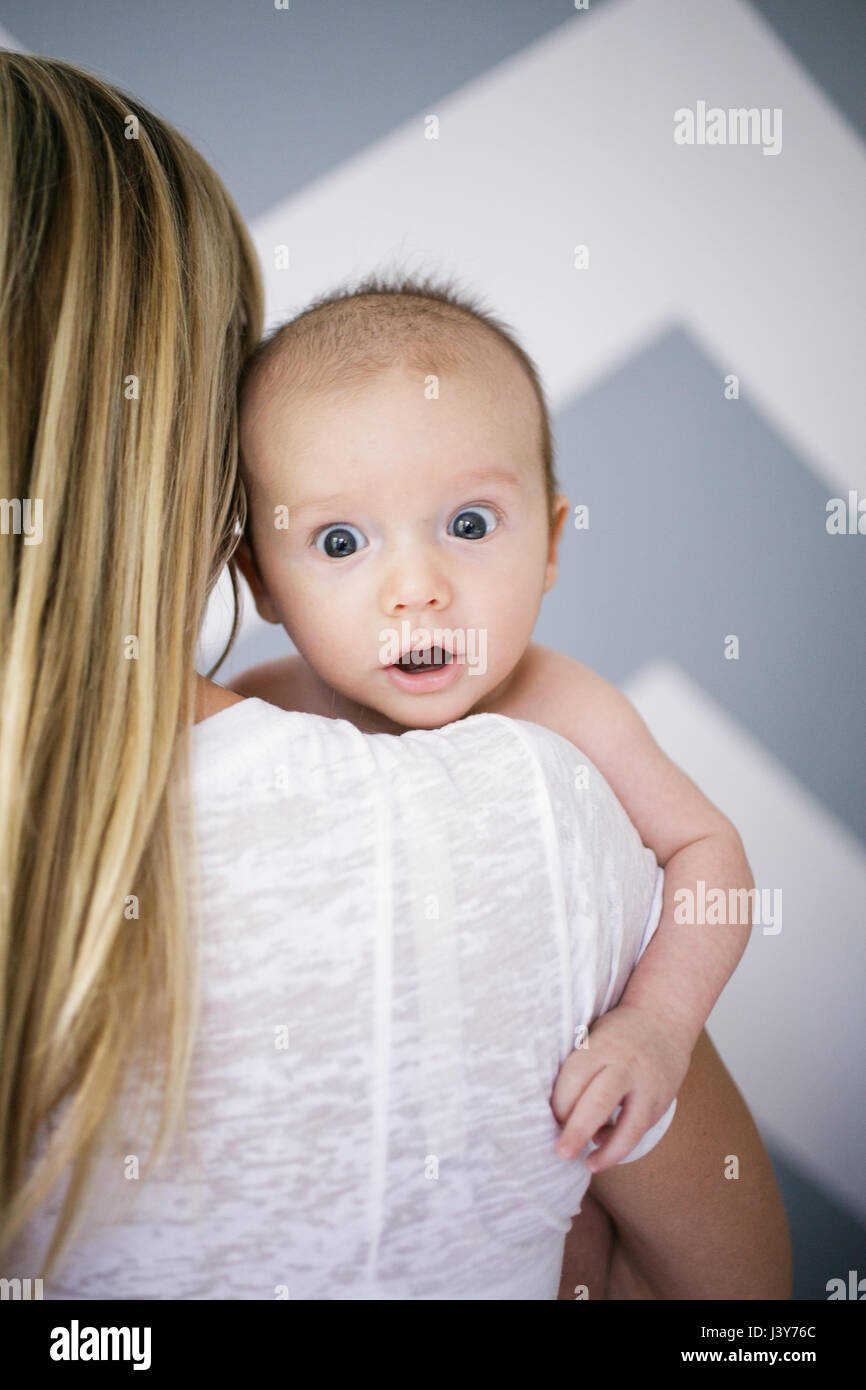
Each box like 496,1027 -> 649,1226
518,643 -> 608,705
501,644 -> 627,744
229,654 -> 306,710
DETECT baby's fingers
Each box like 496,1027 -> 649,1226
584,1094 -> 650,1173
555,1069 -> 629,1159
550,1048 -> 598,1124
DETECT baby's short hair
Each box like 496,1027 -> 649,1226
240,272 -> 559,522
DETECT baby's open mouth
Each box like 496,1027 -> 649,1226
393,645 -> 454,670
383,642 -> 464,693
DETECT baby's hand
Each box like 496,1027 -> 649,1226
551,1003 -> 692,1172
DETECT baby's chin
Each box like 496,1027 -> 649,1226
356,677 -> 484,733
389,703 -> 474,732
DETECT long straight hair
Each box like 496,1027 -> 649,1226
0,53 -> 263,1276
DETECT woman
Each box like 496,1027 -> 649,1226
0,53 -> 789,1299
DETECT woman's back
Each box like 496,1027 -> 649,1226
5,701 -> 674,1300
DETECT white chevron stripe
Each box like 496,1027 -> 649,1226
623,659 -> 866,1220
249,0 -> 865,501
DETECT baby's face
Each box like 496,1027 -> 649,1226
240,357 -> 567,730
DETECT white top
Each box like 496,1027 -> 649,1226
5,699 -> 675,1301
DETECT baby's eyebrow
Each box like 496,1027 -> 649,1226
287,491 -> 355,518
288,466 -> 523,518
455,466 -> 523,491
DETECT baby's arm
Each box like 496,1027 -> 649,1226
488,644 -> 753,1170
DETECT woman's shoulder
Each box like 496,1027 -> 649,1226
189,693 -> 359,788
189,689 -> 595,829
197,685 -> 581,761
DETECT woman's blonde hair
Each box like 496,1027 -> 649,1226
0,53 -> 263,1278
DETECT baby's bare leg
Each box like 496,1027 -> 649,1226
589,1028 -> 792,1300
556,1192 -> 615,1300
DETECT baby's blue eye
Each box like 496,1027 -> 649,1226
314,522 -> 367,558
447,505 -> 498,540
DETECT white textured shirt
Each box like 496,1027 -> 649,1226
5,699 -> 675,1300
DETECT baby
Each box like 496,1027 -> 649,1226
230,275 -> 753,1170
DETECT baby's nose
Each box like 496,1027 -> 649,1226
380,559 -> 452,616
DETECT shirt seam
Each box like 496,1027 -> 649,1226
481,715 -> 575,1062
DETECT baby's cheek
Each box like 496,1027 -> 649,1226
270,592 -> 327,663
294,612 -> 342,665
306,610 -> 370,678
483,620 -> 529,675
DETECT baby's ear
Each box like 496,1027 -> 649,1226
233,534 -> 281,624
544,494 -> 571,592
